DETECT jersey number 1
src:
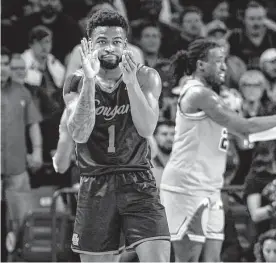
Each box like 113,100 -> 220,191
108,125 -> 116,153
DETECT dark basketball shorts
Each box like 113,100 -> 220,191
71,170 -> 170,255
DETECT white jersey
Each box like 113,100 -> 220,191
160,79 -> 228,196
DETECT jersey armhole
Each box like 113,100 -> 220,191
178,85 -> 207,120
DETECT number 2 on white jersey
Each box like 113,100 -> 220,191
108,125 -> 116,153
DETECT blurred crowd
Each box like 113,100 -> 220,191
1,0 -> 276,262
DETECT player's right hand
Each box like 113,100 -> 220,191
79,38 -> 100,79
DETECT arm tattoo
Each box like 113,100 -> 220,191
67,78 -> 96,143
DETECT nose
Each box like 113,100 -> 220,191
221,62 -> 227,71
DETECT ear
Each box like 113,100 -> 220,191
197,60 -> 205,71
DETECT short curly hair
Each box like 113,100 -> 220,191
86,9 -> 128,38
254,229 -> 276,262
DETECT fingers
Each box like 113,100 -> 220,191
80,38 -> 89,56
122,52 -> 136,72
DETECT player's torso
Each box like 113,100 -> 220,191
161,81 -> 228,195
75,74 -> 151,176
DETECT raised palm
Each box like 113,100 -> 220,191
79,38 -> 100,78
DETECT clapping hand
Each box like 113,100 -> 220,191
79,38 -> 100,79
119,50 -> 138,85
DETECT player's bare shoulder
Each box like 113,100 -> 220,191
136,65 -> 162,96
185,84 -> 221,108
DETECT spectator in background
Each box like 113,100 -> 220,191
211,0 -> 230,25
135,20 -> 176,119
244,139 -> 276,260
173,6 -> 204,55
260,48 -> 276,105
22,25 -> 65,91
254,229 -> 276,262
11,0 -> 83,65
62,0 -> 128,24
206,19 -> 228,41
21,25 -> 65,166
232,70 -> 268,185
227,1 -> 276,69
130,0 -> 180,59
66,2 -> 144,77
151,120 -> 175,188
1,47 -> 42,212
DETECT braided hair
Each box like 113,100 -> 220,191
170,38 -> 220,84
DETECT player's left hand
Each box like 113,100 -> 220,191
119,50 -> 138,85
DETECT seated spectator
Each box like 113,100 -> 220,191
11,0 -> 83,65
134,20 -> 176,119
66,3 -> 144,77
173,7 -> 204,53
130,0 -> 180,59
260,48 -> 276,105
232,70 -> 268,185
151,120 -> 175,188
244,139 -> 276,260
254,229 -> 276,262
21,25 -> 65,164
227,1 -> 276,69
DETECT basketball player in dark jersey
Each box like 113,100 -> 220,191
62,10 -> 170,262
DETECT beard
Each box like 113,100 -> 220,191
41,6 -> 58,18
158,145 -> 172,155
99,56 -> 122,70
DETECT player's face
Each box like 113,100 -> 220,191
263,239 -> 276,262
1,55 -> 11,85
10,57 -> 27,84
91,26 -> 127,70
203,47 -> 227,87
139,27 -> 161,54
155,125 -> 175,154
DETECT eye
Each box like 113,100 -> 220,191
114,41 -> 121,45
98,40 -> 106,44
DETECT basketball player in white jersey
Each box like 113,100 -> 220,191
160,38 -> 276,262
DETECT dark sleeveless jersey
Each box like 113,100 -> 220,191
65,69 -> 152,176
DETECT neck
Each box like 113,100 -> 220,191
97,67 -> 122,81
193,73 -> 210,88
144,52 -> 158,67
41,14 -> 57,24
157,149 -> 170,166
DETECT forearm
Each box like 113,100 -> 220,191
53,139 -> 74,173
127,80 -> 158,137
29,123 -> 42,155
67,78 -> 96,143
249,126 -> 276,143
250,205 -> 274,222
247,115 -> 276,135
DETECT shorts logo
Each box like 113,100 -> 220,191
72,233 -> 79,246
